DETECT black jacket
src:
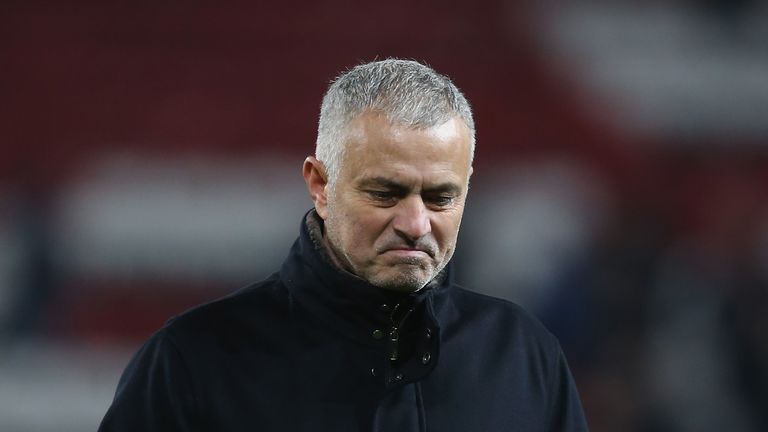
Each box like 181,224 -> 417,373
99,214 -> 589,431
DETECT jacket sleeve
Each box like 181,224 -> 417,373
548,346 -> 590,431
98,329 -> 201,432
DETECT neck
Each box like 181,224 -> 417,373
305,210 -> 354,275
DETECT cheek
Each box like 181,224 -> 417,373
337,206 -> 378,245
356,212 -> 387,240
434,214 -> 463,246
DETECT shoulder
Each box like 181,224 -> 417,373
444,285 -> 561,353
110,274 -> 291,401
160,273 -> 289,349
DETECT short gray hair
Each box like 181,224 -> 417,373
316,59 -> 475,187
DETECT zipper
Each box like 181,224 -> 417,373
388,302 -> 415,362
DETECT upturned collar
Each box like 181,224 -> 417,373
280,210 -> 451,346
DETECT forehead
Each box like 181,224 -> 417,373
340,111 -> 472,186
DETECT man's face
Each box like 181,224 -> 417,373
317,111 -> 473,292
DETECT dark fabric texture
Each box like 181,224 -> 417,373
99,213 -> 589,431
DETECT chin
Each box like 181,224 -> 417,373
370,269 -> 434,292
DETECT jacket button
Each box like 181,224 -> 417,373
371,368 -> 378,377
380,303 -> 391,313
422,352 -> 431,364
395,373 -> 403,381
425,328 -> 432,339
372,329 -> 384,339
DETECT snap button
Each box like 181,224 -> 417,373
372,329 -> 384,339
422,352 -> 431,364
380,303 -> 391,313
395,373 -> 403,381
371,368 -> 378,377
425,328 -> 432,339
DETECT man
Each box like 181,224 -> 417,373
99,59 -> 589,431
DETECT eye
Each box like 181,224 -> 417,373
425,195 -> 456,208
366,190 -> 396,203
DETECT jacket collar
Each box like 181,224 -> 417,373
280,210 -> 452,346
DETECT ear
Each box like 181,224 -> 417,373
303,156 -> 330,219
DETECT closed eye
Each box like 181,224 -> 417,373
368,191 -> 392,200
365,190 -> 400,206
424,194 -> 457,208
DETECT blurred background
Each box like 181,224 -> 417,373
1,0 -> 767,430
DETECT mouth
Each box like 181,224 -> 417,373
382,248 -> 433,259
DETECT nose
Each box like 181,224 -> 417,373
392,196 -> 432,242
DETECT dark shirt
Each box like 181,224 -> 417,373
99,213 -> 589,431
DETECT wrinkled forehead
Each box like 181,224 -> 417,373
341,110 -> 471,155
338,112 -> 473,183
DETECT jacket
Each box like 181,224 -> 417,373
99,212 -> 589,431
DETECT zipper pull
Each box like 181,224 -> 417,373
389,327 -> 400,361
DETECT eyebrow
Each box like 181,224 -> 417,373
357,177 -> 463,195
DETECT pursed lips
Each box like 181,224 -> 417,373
381,246 -> 434,258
